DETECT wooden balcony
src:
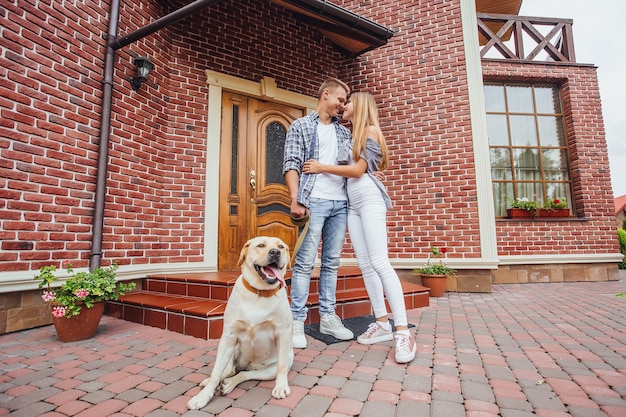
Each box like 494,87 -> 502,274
477,13 -> 575,63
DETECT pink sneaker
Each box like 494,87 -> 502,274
357,321 -> 393,345
394,333 -> 416,363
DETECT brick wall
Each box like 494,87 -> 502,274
0,0 -> 351,272
1,0 -> 618,274
340,0 -> 483,260
1,0 -> 115,271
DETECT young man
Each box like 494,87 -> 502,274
283,78 -> 354,348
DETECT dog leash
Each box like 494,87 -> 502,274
290,213 -> 310,267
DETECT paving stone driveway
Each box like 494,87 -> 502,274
1,275 -> 625,417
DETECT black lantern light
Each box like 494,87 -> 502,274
129,56 -> 154,91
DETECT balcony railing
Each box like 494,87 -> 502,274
477,13 -> 575,63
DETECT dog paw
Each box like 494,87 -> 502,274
221,375 -> 242,395
272,384 -> 291,399
187,386 -> 215,410
187,393 -> 211,410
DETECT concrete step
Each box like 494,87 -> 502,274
106,266 -> 430,340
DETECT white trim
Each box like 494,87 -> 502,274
204,83 -> 222,266
347,254 -> 622,270
460,0 -> 498,261
390,258 -> 500,270
0,262 -> 217,294
341,257 -> 501,270
205,71 -> 317,111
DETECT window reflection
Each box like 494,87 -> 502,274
266,122 -> 286,185
507,85 -> 534,112
510,115 -> 537,147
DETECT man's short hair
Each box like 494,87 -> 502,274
318,78 -> 350,98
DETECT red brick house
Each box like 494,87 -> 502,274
0,0 -> 622,334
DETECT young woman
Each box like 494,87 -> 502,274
302,92 -> 416,363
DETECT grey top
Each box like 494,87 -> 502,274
338,138 -> 392,209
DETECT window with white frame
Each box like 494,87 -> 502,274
484,82 -> 573,217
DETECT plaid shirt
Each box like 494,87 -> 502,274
282,111 -> 352,208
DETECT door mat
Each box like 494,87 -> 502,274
304,315 -> 415,345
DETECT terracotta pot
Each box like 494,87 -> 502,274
506,208 -> 533,218
420,274 -> 448,297
52,301 -> 105,342
537,208 -> 570,218
507,208 -> 570,219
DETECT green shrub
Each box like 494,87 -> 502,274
618,228 -> 626,270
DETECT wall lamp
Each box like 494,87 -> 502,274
129,56 -> 154,91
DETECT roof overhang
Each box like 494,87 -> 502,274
475,0 -> 522,45
270,0 -> 395,56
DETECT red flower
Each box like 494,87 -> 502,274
553,199 -> 560,204
441,247 -> 447,254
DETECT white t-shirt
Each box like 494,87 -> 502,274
310,122 -> 346,200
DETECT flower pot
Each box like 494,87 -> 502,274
507,208 -> 570,219
52,301 -> 105,342
506,208 -> 533,218
420,274 -> 448,297
537,208 -> 570,218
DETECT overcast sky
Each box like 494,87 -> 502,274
519,0 -> 626,198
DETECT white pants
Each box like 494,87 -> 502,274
347,175 -> 408,327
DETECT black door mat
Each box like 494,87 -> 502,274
304,315 -> 415,345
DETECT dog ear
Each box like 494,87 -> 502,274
238,240 -> 251,267
284,246 -> 290,267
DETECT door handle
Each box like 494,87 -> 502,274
250,170 -> 256,191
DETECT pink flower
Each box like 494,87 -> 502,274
62,260 -> 71,269
52,306 -> 66,318
75,289 -> 89,298
41,291 -> 56,302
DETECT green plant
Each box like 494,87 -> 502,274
507,197 -> 540,211
416,247 -> 456,275
35,262 -> 135,318
618,228 -> 626,270
507,196 -> 568,216
542,197 -> 568,210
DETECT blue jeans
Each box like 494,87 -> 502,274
290,198 -> 347,321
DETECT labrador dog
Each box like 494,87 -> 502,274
187,236 -> 293,410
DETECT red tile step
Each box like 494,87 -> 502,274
106,266 -> 430,340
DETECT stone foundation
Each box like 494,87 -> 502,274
399,262 -> 620,295
492,263 -> 620,285
0,289 -> 52,335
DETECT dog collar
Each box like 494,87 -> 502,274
242,278 -> 282,297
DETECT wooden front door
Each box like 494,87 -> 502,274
218,92 -> 303,270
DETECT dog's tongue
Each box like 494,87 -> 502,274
264,265 -> 285,287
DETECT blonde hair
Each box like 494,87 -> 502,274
350,92 -> 389,171
318,78 -> 350,98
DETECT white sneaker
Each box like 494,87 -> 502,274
319,313 -> 354,340
394,333 -> 416,363
357,321 -> 393,345
293,320 -> 307,349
